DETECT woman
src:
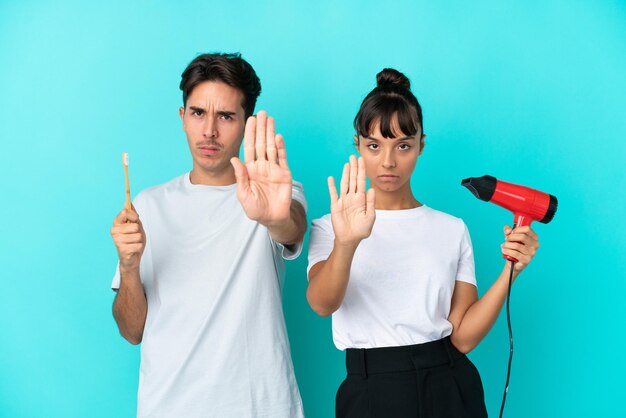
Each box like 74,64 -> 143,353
306,68 -> 540,417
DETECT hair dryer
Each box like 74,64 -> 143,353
461,175 -> 558,262
461,175 -> 558,418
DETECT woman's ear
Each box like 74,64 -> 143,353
418,134 -> 426,156
353,134 -> 360,152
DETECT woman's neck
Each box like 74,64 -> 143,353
374,185 -> 422,210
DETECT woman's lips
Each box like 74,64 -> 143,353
378,175 -> 399,182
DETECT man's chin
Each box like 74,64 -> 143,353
194,159 -> 232,175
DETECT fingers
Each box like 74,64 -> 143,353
266,116 -> 277,163
114,231 -> 145,244
110,219 -> 145,256
245,111 -> 285,166
366,188 -> 376,215
357,156 -> 366,193
349,155 -> 357,193
111,208 -> 145,270
339,163 -> 349,196
113,207 -> 139,225
231,157 -> 250,190
501,225 -> 540,270
504,225 -> 540,247
328,176 -> 339,208
243,116 -> 256,164
276,134 -> 289,169
111,221 -> 142,236
501,246 -> 527,267
255,110 -> 267,161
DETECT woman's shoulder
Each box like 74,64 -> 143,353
422,206 -> 468,232
311,213 -> 333,230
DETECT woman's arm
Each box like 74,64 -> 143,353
306,156 -> 376,316
307,242 -> 359,316
449,225 -> 540,353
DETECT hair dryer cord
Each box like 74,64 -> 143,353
499,259 -> 515,418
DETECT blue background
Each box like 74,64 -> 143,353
1,1 -> 625,417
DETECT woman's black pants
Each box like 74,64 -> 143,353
336,337 -> 489,418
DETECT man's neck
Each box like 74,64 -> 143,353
189,168 -> 236,186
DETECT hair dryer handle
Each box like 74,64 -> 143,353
502,216 -> 533,263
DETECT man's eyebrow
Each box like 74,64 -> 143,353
216,110 -> 237,116
188,106 -> 206,112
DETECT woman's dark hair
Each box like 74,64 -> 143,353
180,53 -> 261,118
354,68 -> 423,139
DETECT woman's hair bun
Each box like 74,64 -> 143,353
376,68 -> 410,89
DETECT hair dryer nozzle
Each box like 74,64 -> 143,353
461,175 -> 497,202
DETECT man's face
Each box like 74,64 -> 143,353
179,81 -> 247,182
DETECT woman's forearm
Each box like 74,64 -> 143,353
306,240 -> 359,316
451,263 -> 520,353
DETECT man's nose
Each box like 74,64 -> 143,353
203,117 -> 218,138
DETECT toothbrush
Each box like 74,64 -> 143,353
122,152 -> 131,209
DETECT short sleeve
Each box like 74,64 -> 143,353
306,215 -> 335,278
276,180 -> 308,260
111,263 -> 121,290
456,222 -> 477,286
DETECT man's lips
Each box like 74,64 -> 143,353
198,146 -> 220,156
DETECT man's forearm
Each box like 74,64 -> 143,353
267,201 -> 306,245
112,267 -> 147,345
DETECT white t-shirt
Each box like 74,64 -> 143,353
307,205 -> 476,351
112,173 -> 306,418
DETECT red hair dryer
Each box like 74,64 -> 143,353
461,175 -> 558,261
461,175 -> 558,418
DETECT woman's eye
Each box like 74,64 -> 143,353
367,143 -> 379,150
399,144 -> 411,150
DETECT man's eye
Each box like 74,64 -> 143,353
367,143 -> 379,150
191,110 -> 204,116
219,114 -> 233,121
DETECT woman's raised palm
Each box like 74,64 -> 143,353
328,155 -> 376,246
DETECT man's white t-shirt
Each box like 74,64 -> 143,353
307,205 -> 476,350
112,173 -> 306,418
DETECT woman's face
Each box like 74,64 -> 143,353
356,118 -> 424,194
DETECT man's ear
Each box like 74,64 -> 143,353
179,106 -> 185,121
419,134 -> 426,156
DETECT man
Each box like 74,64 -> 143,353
110,53 -> 307,418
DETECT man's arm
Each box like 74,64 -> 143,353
267,200 -> 307,246
113,267 -> 147,345
231,111 -> 308,245
110,207 -> 147,345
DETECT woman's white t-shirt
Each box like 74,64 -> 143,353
307,205 -> 476,350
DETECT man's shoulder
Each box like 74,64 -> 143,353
134,173 -> 187,205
